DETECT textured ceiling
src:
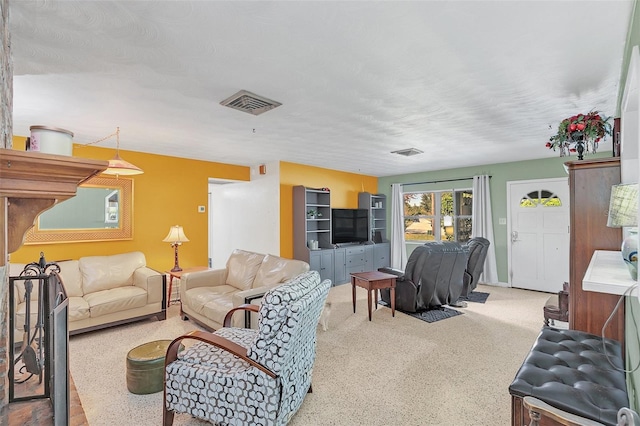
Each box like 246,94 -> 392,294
9,1 -> 635,177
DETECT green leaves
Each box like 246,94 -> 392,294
546,110 -> 613,156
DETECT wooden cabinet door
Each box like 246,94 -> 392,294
374,243 -> 390,270
566,158 -> 624,342
333,249 -> 347,285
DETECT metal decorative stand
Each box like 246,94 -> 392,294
8,251 -> 70,426
10,253 -> 59,387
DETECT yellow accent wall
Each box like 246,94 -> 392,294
10,136 -> 249,272
279,161 -> 378,258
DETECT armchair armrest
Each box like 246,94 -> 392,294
181,268 -> 227,292
164,329 -> 276,379
378,267 -> 405,280
223,304 -> 260,327
522,396 -> 605,426
133,267 -> 165,305
233,286 -> 273,328
232,286 -> 271,307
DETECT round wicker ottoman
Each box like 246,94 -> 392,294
126,339 -> 180,395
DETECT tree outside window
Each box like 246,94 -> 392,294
404,190 -> 472,242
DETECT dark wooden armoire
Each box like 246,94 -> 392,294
566,157 -> 624,343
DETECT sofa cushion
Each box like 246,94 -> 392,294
9,263 -> 35,303
58,260 -> 83,298
79,252 -> 146,294
183,285 -> 238,319
8,262 -> 25,278
10,260 -> 83,300
509,327 -> 628,426
15,300 -> 39,332
225,250 -> 265,291
253,255 -> 310,289
67,296 -> 91,322
83,286 -> 147,318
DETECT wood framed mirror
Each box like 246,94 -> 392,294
24,176 -> 133,244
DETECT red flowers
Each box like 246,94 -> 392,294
547,110 -> 613,157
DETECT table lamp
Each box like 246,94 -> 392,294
607,183 -> 638,280
163,225 -> 189,272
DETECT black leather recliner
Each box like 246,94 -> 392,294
461,237 -> 490,299
379,241 -> 469,312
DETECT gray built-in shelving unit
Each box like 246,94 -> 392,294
358,192 -> 387,242
293,186 -> 390,285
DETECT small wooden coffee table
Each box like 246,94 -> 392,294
351,271 -> 396,321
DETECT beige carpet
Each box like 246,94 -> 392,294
69,284 -> 551,425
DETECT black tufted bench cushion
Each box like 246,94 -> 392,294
509,327 -> 629,426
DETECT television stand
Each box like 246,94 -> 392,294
334,242 -> 364,248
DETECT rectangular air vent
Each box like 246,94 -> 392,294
391,148 -> 424,157
220,90 -> 282,115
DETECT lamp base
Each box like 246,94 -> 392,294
622,228 -> 638,281
170,244 -> 182,273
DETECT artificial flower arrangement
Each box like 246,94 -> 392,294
546,111 -> 613,158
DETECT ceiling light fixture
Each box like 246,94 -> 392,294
84,127 -> 143,176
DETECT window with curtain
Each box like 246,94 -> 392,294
403,189 -> 473,242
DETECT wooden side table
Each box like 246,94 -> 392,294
166,266 -> 209,307
351,271 -> 396,321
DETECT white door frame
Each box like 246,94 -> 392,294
506,177 -> 569,289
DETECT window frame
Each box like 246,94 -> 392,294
403,188 -> 473,243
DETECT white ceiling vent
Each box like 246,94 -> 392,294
220,90 -> 282,115
391,148 -> 424,157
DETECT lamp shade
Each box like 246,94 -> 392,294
96,127 -> 144,176
102,154 -> 144,176
103,153 -> 143,176
607,183 -> 638,228
163,225 -> 189,244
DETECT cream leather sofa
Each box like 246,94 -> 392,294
11,251 -> 166,336
180,249 -> 310,330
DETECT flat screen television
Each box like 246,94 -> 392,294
331,208 -> 369,244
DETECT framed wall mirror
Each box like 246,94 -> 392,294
24,176 -> 133,244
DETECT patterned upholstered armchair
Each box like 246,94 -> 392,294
163,270 -> 331,426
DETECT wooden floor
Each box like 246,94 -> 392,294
7,374 -> 87,426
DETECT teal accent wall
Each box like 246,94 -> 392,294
377,151 -> 612,284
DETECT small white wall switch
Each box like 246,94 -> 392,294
499,218 -> 507,225
198,206 -> 206,213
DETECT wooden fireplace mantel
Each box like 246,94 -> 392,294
0,148 -> 108,261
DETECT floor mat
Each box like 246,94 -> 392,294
378,300 -> 462,323
461,291 -> 490,304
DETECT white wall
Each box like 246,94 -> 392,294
208,161 -> 280,269
622,46 -> 640,185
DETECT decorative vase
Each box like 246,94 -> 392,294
571,133 -> 586,160
621,228 -> 638,280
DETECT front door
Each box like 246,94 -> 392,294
507,178 -> 569,293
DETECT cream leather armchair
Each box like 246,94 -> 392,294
180,249 -> 310,330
